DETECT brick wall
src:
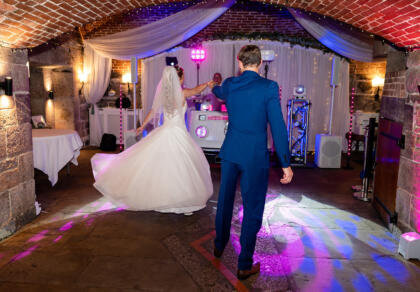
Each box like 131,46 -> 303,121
380,48 -> 420,234
0,47 -> 36,240
350,60 -> 386,112
29,40 -> 89,144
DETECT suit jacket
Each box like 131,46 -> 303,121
212,70 -> 290,169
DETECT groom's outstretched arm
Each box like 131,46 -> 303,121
266,82 -> 290,168
211,78 -> 231,100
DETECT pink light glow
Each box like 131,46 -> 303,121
11,245 -> 38,262
402,232 -> 420,242
221,104 -> 227,112
59,221 -> 73,232
195,126 -> 207,138
191,49 -> 206,61
27,230 -> 49,243
53,235 -> 63,243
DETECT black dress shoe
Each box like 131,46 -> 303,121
237,262 -> 260,280
213,247 -> 223,258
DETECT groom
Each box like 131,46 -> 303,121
210,45 -> 293,279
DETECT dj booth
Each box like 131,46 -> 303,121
188,109 -> 228,152
187,104 -> 273,153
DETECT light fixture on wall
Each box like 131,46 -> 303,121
372,76 -> 384,101
191,48 -> 206,86
0,76 -> 13,109
122,72 -> 131,96
48,90 -> 54,100
78,69 -> 88,96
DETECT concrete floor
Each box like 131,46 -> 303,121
0,148 -> 419,291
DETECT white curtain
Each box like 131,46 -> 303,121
288,8 -> 373,62
82,45 -> 112,146
83,0 -> 235,145
142,40 -> 350,150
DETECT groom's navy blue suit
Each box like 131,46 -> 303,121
212,70 -> 290,270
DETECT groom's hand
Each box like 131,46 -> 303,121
280,167 -> 293,184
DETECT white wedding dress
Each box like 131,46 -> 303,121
91,67 -> 213,214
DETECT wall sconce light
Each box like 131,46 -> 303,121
78,69 -> 88,96
48,90 -> 54,100
372,76 -> 384,101
0,77 -> 14,109
122,72 -> 131,95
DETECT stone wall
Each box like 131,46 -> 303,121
0,47 -> 36,240
380,48 -> 420,233
29,40 -> 89,144
350,59 -> 386,112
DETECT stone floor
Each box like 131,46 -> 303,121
0,148 -> 419,291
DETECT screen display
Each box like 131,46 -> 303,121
199,115 -> 206,121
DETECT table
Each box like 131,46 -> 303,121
32,129 -> 83,186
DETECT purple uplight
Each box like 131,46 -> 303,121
195,126 -> 207,138
191,48 -> 206,61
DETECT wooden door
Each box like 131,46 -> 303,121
373,118 -> 404,225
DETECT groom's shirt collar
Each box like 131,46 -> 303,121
241,70 -> 260,78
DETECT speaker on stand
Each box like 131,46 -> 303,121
315,57 -> 343,168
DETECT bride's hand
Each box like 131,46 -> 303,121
207,80 -> 216,89
136,126 -> 144,136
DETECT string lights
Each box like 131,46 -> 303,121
119,83 -> 123,151
347,87 -> 355,158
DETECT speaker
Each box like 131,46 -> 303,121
315,134 -> 342,168
330,57 -> 340,86
131,57 -> 138,84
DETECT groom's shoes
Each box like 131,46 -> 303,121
213,247 -> 224,258
237,262 -> 261,280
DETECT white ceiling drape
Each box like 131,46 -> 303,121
288,8 -> 374,62
84,0 -> 235,145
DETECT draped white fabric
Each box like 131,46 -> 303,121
83,0 -> 235,145
288,8 -> 373,62
142,40 -> 350,150
83,45 -> 112,146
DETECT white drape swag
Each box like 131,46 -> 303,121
83,0 -> 235,145
142,40 -> 350,151
288,8 -> 374,62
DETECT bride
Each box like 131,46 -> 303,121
91,66 -> 213,214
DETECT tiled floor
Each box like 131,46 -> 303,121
0,148 -> 419,291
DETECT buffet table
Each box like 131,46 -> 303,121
32,129 -> 83,186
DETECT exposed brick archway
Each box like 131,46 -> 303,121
0,0 -> 418,50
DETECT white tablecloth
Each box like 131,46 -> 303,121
32,129 -> 83,186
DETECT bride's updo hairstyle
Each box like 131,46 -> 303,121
174,65 -> 184,80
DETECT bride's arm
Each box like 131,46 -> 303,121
183,81 -> 214,98
136,110 -> 153,135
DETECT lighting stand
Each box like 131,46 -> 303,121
353,118 -> 376,202
196,62 -> 200,87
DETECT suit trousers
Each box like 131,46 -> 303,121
214,160 -> 269,270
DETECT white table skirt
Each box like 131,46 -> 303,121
32,129 -> 83,186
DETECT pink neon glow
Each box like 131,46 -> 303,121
96,202 -> 115,212
195,126 -> 207,138
402,232 -> 420,242
27,230 -> 49,243
53,235 -> 63,243
59,221 -> 73,232
11,245 -> 38,262
221,104 -> 227,112
191,49 -> 206,61
208,115 -> 228,120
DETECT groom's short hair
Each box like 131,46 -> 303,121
237,45 -> 261,67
